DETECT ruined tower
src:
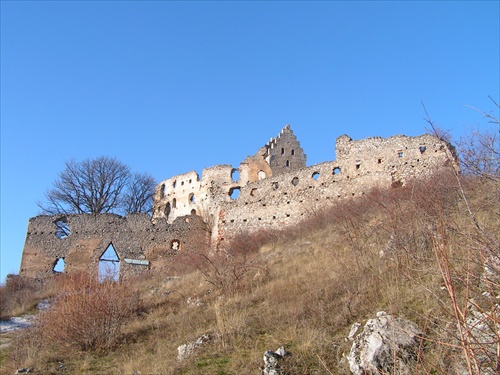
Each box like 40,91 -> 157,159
264,125 -> 306,175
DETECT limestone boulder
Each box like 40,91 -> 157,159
177,334 -> 211,361
262,346 -> 287,375
347,311 -> 423,375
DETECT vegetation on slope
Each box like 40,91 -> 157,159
2,104 -> 499,374
2,167 -> 498,374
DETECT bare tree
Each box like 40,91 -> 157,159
121,172 -> 156,214
38,156 -> 155,215
460,97 -> 499,181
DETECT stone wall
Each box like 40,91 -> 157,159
153,128 -> 458,245
264,124 -> 307,175
19,125 -> 458,280
19,213 -> 208,280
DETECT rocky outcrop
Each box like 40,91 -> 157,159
347,311 -> 423,375
177,334 -> 211,361
262,346 -> 287,375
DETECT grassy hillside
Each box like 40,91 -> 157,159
2,170 -> 498,375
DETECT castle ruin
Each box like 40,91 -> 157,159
19,125 -> 458,280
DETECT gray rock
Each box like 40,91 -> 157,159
347,311 -> 423,375
177,334 -> 211,361
262,346 -> 287,375
453,303 -> 499,375
14,368 -> 33,374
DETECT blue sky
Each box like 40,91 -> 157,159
1,1 -> 499,282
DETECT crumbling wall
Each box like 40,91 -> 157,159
264,124 -> 307,175
152,125 -> 308,227
19,213 -> 208,280
19,126 -> 458,281
153,129 -> 458,246
335,133 -> 458,186
215,133 -> 457,241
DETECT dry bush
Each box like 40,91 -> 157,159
16,272 -> 141,359
0,274 -> 43,318
172,231 -> 272,295
421,106 -> 500,374
459,98 -> 499,182
9,123 -> 498,374
425,176 -> 500,374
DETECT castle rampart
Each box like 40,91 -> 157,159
153,129 -> 457,245
19,213 -> 208,280
19,125 -> 458,281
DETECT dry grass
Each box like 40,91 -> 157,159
0,275 -> 46,319
4,172 -> 499,374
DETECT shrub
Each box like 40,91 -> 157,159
0,274 -> 41,319
173,231 -> 272,295
23,273 -> 140,353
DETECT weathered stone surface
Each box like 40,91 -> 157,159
177,334 -> 211,361
19,125 -> 458,281
347,311 -> 423,375
453,303 -> 500,375
20,213 -> 208,280
14,368 -> 33,374
262,346 -> 287,375
153,126 -> 458,246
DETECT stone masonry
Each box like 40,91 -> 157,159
19,213 -> 208,280
153,125 -> 458,246
19,125 -> 458,280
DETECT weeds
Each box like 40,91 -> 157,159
13,271 -> 141,371
0,275 -> 44,319
5,106 -> 499,373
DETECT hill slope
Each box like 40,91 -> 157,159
3,172 -> 499,375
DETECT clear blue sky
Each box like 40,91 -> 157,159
1,1 -> 499,282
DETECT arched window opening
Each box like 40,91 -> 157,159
419,146 -> 426,154
333,167 -> 341,175
189,193 -> 195,203
291,177 -> 299,186
229,187 -> 241,200
281,148 -> 285,155
286,160 -> 290,167
173,180 -> 177,188
165,202 -> 171,219
160,184 -> 166,199
231,169 -> 240,182
272,181 -> 279,190
312,172 -> 320,181
172,198 -> 177,208
53,258 -> 65,273
191,209 -> 197,215
398,151 -> 404,158
291,149 -> 295,156
258,170 -> 266,180
54,218 -> 71,239
99,243 -> 120,282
